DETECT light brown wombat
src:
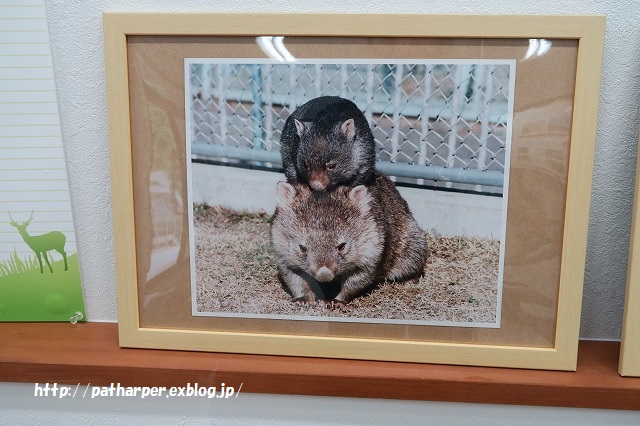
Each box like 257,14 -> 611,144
271,171 -> 427,303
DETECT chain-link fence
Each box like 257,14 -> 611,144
188,60 -> 513,194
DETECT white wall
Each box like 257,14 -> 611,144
13,0 -> 638,423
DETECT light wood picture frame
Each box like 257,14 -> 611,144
105,13 -> 604,371
620,134 -> 640,376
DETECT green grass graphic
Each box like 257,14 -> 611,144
0,253 -> 86,322
0,249 -> 42,277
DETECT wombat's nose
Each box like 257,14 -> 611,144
314,266 -> 335,283
309,180 -> 327,191
309,171 -> 329,191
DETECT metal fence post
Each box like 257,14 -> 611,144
251,65 -> 265,151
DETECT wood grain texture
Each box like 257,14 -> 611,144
0,322 -> 639,410
620,134 -> 640,376
103,13 -> 604,39
554,13 -> 606,371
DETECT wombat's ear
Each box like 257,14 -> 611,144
340,118 -> 356,141
348,185 -> 371,214
294,119 -> 306,137
276,182 -> 297,206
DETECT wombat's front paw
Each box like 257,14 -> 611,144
292,295 -> 315,304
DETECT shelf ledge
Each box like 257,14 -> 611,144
1,322 -> 639,410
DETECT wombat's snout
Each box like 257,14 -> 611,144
309,171 -> 330,191
313,266 -> 336,283
309,180 -> 327,191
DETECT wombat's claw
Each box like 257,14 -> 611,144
324,299 -> 351,310
292,296 -> 314,305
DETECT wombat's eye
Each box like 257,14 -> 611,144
298,244 -> 307,254
326,162 -> 336,170
337,242 -> 346,252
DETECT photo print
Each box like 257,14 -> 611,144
185,58 -> 515,327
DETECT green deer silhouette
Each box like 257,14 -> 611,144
8,211 -> 68,273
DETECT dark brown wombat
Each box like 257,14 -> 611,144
280,96 -> 376,191
271,171 -> 427,303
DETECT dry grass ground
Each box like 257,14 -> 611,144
194,205 -> 500,325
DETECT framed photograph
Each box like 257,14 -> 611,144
620,133 -> 640,376
105,13 -> 604,370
